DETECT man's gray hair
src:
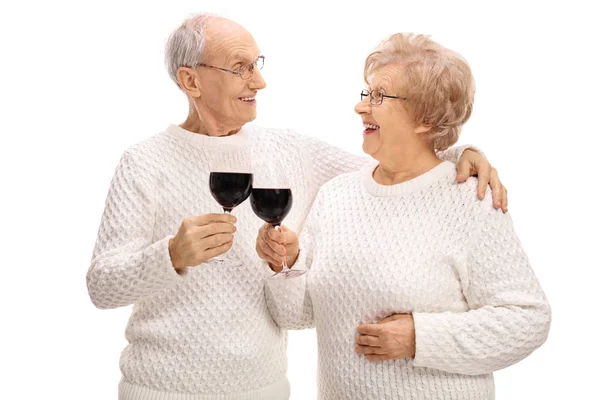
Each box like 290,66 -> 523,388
165,13 -> 218,88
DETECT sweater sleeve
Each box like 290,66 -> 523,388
436,144 -> 482,164
296,131 -> 479,193
298,132 -> 370,192
86,151 -> 186,309
412,191 -> 551,375
264,191 -> 324,330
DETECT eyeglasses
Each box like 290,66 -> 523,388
360,89 -> 407,105
196,56 -> 265,80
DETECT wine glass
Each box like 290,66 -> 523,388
250,163 -> 305,279
209,148 -> 253,213
208,147 -> 253,263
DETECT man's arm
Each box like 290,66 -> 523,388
295,131 -> 507,211
86,151 -> 185,309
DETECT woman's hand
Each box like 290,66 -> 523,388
256,223 -> 299,272
456,149 -> 508,213
355,314 -> 416,362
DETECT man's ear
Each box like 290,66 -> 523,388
177,67 -> 202,98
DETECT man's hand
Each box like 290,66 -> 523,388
256,223 -> 299,272
168,213 -> 237,271
456,149 -> 508,213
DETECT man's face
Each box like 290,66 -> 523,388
195,20 -> 266,132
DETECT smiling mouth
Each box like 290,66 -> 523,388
363,123 -> 380,135
239,96 -> 256,104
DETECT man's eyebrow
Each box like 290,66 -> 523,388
228,52 -> 261,65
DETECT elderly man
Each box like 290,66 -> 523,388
87,13 -> 507,400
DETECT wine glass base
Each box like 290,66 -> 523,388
269,268 -> 306,280
211,254 -> 242,267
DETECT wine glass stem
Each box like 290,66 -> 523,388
274,224 -> 289,271
218,208 -> 234,261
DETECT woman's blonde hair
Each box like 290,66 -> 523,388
364,33 -> 475,151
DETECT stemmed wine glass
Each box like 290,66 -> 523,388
208,147 -> 253,263
250,162 -> 305,279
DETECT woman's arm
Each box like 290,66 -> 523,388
410,192 -> 551,375
262,191 -> 325,330
357,190 -> 549,371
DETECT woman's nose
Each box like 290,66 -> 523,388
355,98 -> 371,115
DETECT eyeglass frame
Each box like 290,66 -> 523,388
194,55 -> 265,80
360,89 -> 408,105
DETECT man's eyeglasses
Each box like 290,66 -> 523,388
196,56 -> 265,80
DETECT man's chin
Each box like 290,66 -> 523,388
238,111 -> 257,125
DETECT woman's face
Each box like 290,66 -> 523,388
355,65 -> 428,161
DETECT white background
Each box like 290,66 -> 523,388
1,0 -> 598,399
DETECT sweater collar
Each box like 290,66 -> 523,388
165,123 -> 252,148
362,160 -> 456,197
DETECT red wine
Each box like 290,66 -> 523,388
209,172 -> 253,212
250,188 -> 293,225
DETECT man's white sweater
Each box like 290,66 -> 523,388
87,124 -> 468,399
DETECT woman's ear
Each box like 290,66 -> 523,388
414,124 -> 432,134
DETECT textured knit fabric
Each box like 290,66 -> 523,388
87,124 -> 471,400
265,161 -> 551,400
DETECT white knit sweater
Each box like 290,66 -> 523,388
265,161 -> 551,400
87,124 -> 469,400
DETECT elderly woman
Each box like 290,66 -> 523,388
258,33 -> 551,399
